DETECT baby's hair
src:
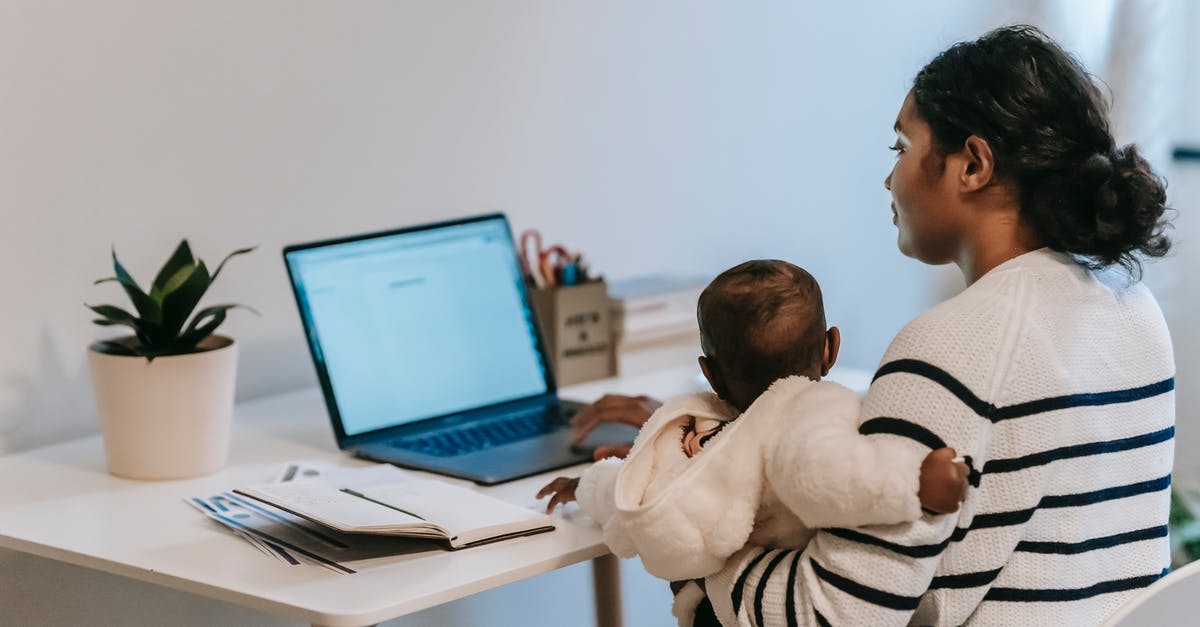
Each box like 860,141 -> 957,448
697,260 -> 826,384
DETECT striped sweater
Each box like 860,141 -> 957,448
704,248 -> 1176,626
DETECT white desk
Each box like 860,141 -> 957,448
0,357 -> 704,627
0,326 -> 870,627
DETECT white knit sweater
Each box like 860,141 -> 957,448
705,249 -> 1176,626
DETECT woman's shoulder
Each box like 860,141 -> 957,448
878,250 -> 1171,402
890,249 -> 1166,355
885,273 -> 1024,363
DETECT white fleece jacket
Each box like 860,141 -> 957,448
575,377 -> 928,585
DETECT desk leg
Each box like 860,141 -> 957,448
591,553 -> 623,627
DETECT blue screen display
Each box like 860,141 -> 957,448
287,218 -> 550,437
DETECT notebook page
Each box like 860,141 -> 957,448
357,480 -> 548,540
237,482 -> 428,532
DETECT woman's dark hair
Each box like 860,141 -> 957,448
912,25 -> 1171,276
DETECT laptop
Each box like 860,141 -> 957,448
283,213 -> 634,485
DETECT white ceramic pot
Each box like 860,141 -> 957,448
87,335 -> 238,480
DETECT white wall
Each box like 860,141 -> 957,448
1167,0 -> 1200,496
0,0 -> 983,454
6,2 -> 1194,625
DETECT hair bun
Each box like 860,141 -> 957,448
1063,144 -> 1170,272
1078,151 -> 1114,178
1074,151 -> 1119,216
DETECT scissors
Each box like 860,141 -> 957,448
519,229 -> 574,289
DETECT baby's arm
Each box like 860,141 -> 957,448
766,385 -> 967,529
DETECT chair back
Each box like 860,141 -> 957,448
1102,560 -> 1200,626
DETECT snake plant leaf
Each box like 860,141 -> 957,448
174,308 -> 227,350
176,303 -> 259,348
111,248 -> 163,326
152,262 -> 199,304
209,246 -> 256,284
86,303 -> 138,326
158,260 -> 211,338
180,303 -> 254,336
150,240 -> 195,295
90,243 -> 255,358
92,338 -> 140,357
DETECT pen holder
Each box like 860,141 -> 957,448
529,279 -> 617,386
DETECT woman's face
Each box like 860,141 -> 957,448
884,91 -> 969,265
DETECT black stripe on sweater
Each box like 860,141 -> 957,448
983,426 -> 1174,474
871,359 -> 1174,423
754,551 -> 791,627
984,569 -> 1168,602
731,549 -> 771,618
813,608 -> 832,627
810,558 -> 921,611
993,378 -> 1175,422
785,553 -> 802,627
858,417 -> 947,449
958,476 -> 1168,532
826,476 -> 1170,558
889,530 -> 1168,596
1041,475 -> 1171,509
872,359 -> 993,416
966,507 -> 1038,531
930,568 -> 1003,590
826,527 -> 951,558
1016,525 -> 1169,555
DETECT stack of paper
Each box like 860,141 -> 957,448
609,275 -> 706,347
189,462 -> 553,573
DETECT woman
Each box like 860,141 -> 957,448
572,26 -> 1175,625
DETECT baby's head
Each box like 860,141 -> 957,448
696,260 -> 840,412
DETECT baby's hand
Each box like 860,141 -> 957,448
918,447 -> 969,514
536,476 -> 581,514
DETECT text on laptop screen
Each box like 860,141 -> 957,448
287,218 -> 550,437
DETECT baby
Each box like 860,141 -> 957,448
538,260 -> 966,626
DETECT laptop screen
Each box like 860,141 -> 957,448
285,216 -> 551,438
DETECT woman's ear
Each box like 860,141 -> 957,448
698,355 -> 728,399
820,326 -> 842,377
959,135 -> 996,192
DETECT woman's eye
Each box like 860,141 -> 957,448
888,143 -> 904,154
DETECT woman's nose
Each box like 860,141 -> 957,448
884,171 -> 892,190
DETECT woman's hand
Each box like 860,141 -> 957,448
536,476 -> 581,514
592,443 -> 633,460
569,394 -> 662,444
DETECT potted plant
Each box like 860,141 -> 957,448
86,240 -> 255,480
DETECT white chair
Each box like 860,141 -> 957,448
1102,559 -> 1200,626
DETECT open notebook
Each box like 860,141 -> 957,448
234,468 -> 554,550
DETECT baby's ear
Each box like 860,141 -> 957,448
821,327 -> 842,377
698,356 -> 727,399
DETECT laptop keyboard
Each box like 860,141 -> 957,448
389,407 -> 564,458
